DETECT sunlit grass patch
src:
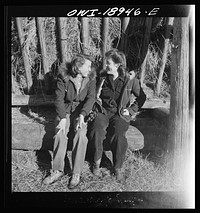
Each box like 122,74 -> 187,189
12,148 -> 182,192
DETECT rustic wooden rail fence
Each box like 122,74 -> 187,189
12,17 -> 158,104
13,17 -> 126,100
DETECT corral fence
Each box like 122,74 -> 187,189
12,17 -> 157,106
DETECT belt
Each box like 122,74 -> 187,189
65,101 -> 80,113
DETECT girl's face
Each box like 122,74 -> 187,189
78,59 -> 92,77
106,58 -> 120,75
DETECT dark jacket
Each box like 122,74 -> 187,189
55,71 -> 96,119
97,71 -> 146,122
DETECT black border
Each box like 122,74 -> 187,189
6,5 -> 190,17
4,4 -> 195,209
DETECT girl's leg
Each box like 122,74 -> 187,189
71,123 -> 88,175
88,113 -> 109,163
109,115 -> 129,169
43,114 -> 70,184
53,114 -> 70,171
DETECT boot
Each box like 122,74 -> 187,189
93,159 -> 101,176
43,170 -> 63,184
113,168 -> 123,181
68,173 -> 81,189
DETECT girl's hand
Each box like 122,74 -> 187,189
122,109 -> 130,116
56,118 -> 67,135
76,114 -> 86,131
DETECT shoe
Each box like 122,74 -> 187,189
43,170 -> 63,184
113,168 -> 123,181
93,163 -> 101,176
68,173 -> 80,189
93,159 -> 101,176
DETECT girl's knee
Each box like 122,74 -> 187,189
112,122 -> 129,135
76,125 -> 87,137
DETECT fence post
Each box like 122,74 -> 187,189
81,17 -> 89,54
139,17 -> 153,87
35,17 -> 49,92
168,17 -> 190,179
56,17 -> 66,63
102,17 -> 109,69
15,17 -> 33,94
119,17 -> 130,54
156,17 -> 174,96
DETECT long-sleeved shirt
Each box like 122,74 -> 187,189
100,74 -> 125,115
98,72 -> 146,122
54,73 -> 96,119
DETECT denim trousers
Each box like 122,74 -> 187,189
88,112 -> 130,169
53,112 -> 88,175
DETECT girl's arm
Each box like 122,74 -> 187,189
127,78 -> 146,116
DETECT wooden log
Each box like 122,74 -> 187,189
12,121 -> 144,152
12,94 -> 56,106
103,125 -> 144,152
12,122 -> 47,150
125,125 -> 144,151
12,94 -> 170,110
12,106 -> 144,152
15,17 -> 33,93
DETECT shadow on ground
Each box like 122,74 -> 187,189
131,109 -> 169,164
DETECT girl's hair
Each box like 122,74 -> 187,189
71,53 -> 92,77
105,49 -> 128,76
58,53 -> 92,78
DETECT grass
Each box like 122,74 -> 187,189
11,147 -> 182,192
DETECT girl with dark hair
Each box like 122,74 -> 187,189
88,49 -> 146,180
43,54 -> 96,189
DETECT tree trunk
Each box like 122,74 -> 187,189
15,17 -> 33,94
119,17 -> 130,54
55,17 -> 66,63
139,17 -> 153,86
55,18 -> 62,62
156,17 -> 174,96
81,17 -> 89,54
168,17 -> 189,176
139,49 -> 148,88
102,17 -> 109,69
35,17 -> 49,92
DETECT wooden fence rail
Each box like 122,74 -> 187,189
13,17 -> 114,96
15,17 -> 33,93
12,17 -> 165,101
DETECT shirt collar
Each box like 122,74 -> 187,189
108,74 -> 125,81
118,74 -> 125,81
69,75 -> 89,93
